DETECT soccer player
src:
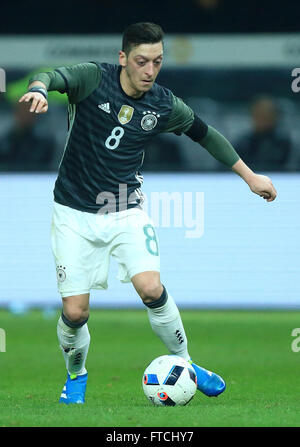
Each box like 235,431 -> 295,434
19,22 -> 277,404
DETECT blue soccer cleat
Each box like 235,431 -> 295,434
189,361 -> 226,397
59,372 -> 88,404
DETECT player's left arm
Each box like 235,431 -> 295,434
200,126 -> 277,202
230,158 -> 277,202
165,93 -> 277,202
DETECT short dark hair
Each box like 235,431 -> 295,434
122,22 -> 164,55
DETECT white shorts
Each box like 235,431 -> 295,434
51,202 -> 160,297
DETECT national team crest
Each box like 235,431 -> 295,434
141,111 -> 160,131
118,105 -> 134,125
56,265 -> 66,283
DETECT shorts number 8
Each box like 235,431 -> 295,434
143,224 -> 159,256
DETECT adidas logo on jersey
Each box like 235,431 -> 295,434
98,102 -> 110,113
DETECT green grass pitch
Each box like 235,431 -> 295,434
0,309 -> 300,427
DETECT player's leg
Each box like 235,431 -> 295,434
131,271 -> 191,362
57,293 -> 90,404
58,293 -> 90,376
132,271 -> 225,397
51,202 -> 98,404
111,209 -> 191,362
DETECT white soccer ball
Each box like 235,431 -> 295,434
142,355 -> 197,406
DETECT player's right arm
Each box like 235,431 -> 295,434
19,80 -> 49,113
19,62 -> 102,113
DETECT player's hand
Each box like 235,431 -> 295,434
248,174 -> 277,202
18,92 -> 48,114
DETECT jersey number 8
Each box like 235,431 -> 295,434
105,126 -> 125,150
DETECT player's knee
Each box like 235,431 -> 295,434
62,294 -> 89,325
139,282 -> 164,304
63,307 -> 89,324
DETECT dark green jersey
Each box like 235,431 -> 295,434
30,62 -> 196,213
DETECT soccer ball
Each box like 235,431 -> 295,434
142,355 -> 197,406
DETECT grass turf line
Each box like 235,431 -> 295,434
0,309 -> 300,427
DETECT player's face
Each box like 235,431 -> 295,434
119,42 -> 163,98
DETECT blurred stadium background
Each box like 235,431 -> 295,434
0,0 -> 299,311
